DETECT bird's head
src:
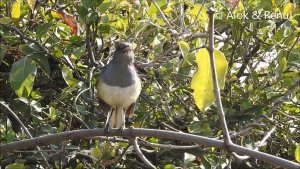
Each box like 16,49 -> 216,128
113,42 -> 134,65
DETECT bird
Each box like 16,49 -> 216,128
96,42 -> 141,130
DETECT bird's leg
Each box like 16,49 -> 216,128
104,108 -> 114,138
118,108 -> 126,137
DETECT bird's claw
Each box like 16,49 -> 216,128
104,125 -> 110,138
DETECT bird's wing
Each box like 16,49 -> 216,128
98,97 -> 111,113
126,102 -> 136,118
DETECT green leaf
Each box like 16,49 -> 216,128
10,57 -> 37,97
71,45 -> 86,60
190,49 -> 228,112
97,2 -> 112,13
35,23 -> 52,37
276,57 -> 287,77
62,64 -> 75,86
178,41 -> 190,58
48,106 -> 61,121
164,164 -> 175,169
31,54 -> 51,77
4,163 -> 24,169
91,147 -> 102,159
148,0 -> 167,18
11,1 -> 21,19
82,0 -> 97,8
53,47 -> 63,59
296,143 -> 300,162
98,24 -> 111,33
6,129 -> 15,143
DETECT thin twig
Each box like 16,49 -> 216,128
130,137 -> 156,169
179,1 -> 184,33
254,127 -> 276,151
86,23 -> 99,66
0,101 -> 50,168
206,8 -> 232,146
150,0 -> 173,29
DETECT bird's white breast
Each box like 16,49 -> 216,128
97,78 -> 141,108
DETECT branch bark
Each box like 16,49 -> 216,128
1,128 -> 299,169
206,8 -> 232,146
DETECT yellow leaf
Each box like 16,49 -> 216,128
178,41 -> 190,58
11,2 -> 21,19
27,0 -> 36,11
191,49 -> 228,112
283,3 -> 293,14
296,143 -> 300,162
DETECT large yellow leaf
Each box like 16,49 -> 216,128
191,49 -> 228,112
11,1 -> 21,19
296,143 -> 300,162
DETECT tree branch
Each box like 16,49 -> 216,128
130,137 -> 156,169
0,128 -> 299,169
206,8 -> 232,146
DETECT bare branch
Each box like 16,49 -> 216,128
0,101 -> 50,168
206,8 -> 232,146
1,128 -> 299,169
130,137 -> 156,169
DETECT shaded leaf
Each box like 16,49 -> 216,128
71,45 -> 86,60
35,23 -> 52,37
31,54 -> 51,77
10,57 -> 37,97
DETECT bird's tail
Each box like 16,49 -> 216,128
107,107 -> 125,128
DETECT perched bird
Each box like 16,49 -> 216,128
96,42 -> 141,130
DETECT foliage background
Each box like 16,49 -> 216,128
0,0 -> 299,168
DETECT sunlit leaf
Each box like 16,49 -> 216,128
91,147 -> 102,159
296,143 -> 300,162
11,1 -> 21,19
55,10 -> 78,35
178,41 -> 190,58
62,64 -> 75,86
283,3 -> 293,14
10,57 -> 37,97
27,0 -> 36,11
164,164 -> 175,169
191,49 -> 228,112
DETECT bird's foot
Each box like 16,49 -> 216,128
118,125 -> 125,137
104,125 -> 110,139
